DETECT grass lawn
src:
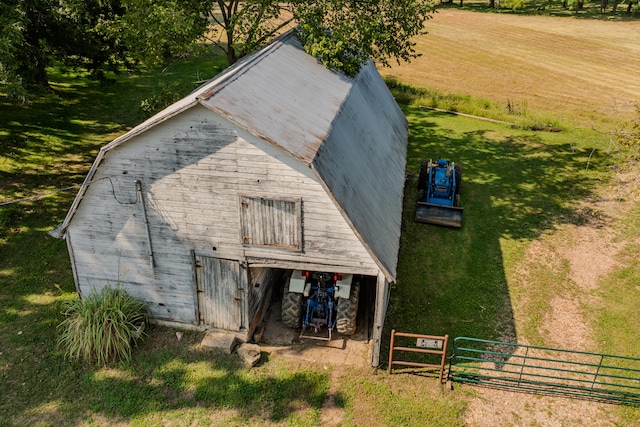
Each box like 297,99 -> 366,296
0,54 -> 473,424
2,10 -> 640,425
384,102 -> 611,354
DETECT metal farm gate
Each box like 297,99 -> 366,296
447,337 -> 640,405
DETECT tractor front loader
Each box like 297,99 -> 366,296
415,158 -> 463,228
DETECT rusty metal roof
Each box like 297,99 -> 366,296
313,64 -> 408,280
197,34 -> 352,164
196,33 -> 407,279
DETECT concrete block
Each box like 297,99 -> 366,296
201,331 -> 240,354
237,343 -> 262,367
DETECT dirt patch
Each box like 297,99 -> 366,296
319,368 -> 346,427
562,225 -> 621,292
541,295 -> 594,350
257,295 -> 372,367
256,291 -> 373,426
463,176 -> 639,426
463,386 -> 619,427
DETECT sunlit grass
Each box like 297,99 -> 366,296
1,47 -> 336,424
590,214 -> 640,358
586,211 -> 640,424
338,368 -> 469,427
386,101 -> 611,360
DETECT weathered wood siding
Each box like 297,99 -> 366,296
66,105 -> 377,325
240,196 -> 301,250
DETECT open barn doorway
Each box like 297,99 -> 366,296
253,269 -> 376,364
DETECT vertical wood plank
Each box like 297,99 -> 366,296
371,272 -> 389,367
195,256 -> 241,331
190,250 -> 200,325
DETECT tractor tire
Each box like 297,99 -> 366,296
336,280 -> 360,335
281,278 -> 303,329
417,161 -> 428,191
454,165 -> 462,194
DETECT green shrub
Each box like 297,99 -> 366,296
617,104 -> 640,162
58,287 -> 149,365
139,81 -> 198,119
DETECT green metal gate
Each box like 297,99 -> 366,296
448,337 -> 640,405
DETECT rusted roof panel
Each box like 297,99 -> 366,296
196,33 -> 407,279
313,63 -> 408,280
197,34 -> 352,164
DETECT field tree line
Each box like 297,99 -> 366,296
2,0 -> 638,99
436,0 -> 636,15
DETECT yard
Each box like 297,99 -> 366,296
2,8 -> 640,426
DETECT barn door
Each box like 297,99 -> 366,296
195,256 -> 243,330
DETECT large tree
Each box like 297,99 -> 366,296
294,1 -> 435,76
206,1 -> 296,66
0,0 -> 134,95
201,0 -> 436,76
113,0 -> 211,67
119,0 -> 436,76
1,0 -> 214,97
1,0 -> 435,96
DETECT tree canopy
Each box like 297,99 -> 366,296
294,1 -> 435,76
0,0 -> 436,97
0,0 -> 135,97
201,1 -> 436,76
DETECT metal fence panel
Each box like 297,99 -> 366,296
448,337 -> 640,405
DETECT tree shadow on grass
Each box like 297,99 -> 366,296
0,54 -> 302,425
0,231 -> 316,425
0,312 -> 329,425
0,55 -> 227,198
382,106 -> 605,366
0,217 -> 325,425
77,354 -> 327,424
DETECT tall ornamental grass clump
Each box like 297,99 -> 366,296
58,287 -> 149,365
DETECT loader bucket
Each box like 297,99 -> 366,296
415,202 -> 463,228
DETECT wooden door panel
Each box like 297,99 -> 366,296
195,256 -> 241,330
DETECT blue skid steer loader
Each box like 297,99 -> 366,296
415,158 -> 463,228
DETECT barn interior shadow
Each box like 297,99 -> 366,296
381,106 -> 602,368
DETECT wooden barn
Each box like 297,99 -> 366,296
55,32 -> 408,366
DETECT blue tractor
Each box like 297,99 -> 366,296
415,158 -> 463,228
281,270 -> 360,341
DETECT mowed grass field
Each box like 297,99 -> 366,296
1,9 -> 640,426
379,9 -> 640,128
382,9 -> 640,425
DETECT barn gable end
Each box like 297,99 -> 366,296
66,105 -> 379,322
59,31 -> 407,366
